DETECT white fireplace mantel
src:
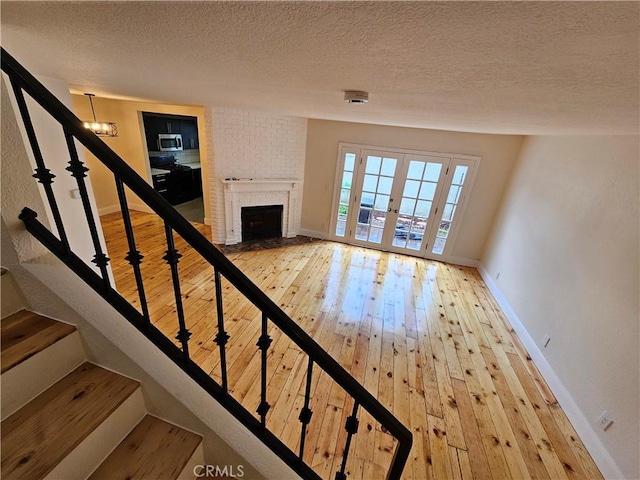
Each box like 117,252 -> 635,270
221,178 -> 303,245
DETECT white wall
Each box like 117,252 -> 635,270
301,119 -> 524,262
208,107 -> 308,243
481,135 -> 639,479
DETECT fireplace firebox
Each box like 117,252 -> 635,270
241,205 -> 283,242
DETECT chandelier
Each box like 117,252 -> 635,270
82,93 -> 117,137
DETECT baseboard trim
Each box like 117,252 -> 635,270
128,202 -> 154,214
477,263 -> 624,480
440,255 -> 479,268
298,228 -> 328,240
98,205 -> 121,216
98,203 -> 154,216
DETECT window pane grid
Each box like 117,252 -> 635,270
432,164 -> 468,255
335,152 -> 357,237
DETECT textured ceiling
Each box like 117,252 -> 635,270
2,1 -> 639,134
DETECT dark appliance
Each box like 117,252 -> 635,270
158,133 -> 183,152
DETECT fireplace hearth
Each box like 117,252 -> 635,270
241,205 -> 283,242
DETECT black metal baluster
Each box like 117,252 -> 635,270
298,357 -> 314,460
213,267 -> 230,393
163,222 -> 191,358
256,312 -> 272,427
335,401 -> 360,480
64,130 -> 111,289
9,80 -> 70,252
114,177 -> 150,325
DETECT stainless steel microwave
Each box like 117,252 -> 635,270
158,133 -> 183,151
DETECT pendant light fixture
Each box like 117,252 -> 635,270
82,93 -> 117,137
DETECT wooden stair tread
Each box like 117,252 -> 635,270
1,362 -> 140,479
89,415 -> 202,480
1,310 -> 76,374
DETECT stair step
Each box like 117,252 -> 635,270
89,415 -> 203,480
1,362 -> 141,479
1,310 -> 75,374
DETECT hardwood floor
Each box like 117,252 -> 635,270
99,211 -> 602,480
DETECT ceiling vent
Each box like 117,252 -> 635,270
344,91 -> 369,104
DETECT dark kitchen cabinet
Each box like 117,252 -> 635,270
192,168 -> 202,195
143,113 -> 199,151
143,115 -> 160,152
152,167 -> 201,205
152,172 -> 170,200
180,119 -> 199,150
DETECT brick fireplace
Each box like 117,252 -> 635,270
221,179 -> 302,245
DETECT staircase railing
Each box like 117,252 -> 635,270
1,47 -> 412,480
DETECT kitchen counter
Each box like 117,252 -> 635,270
151,162 -> 200,177
180,161 -> 201,170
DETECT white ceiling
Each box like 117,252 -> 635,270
2,1 -> 639,135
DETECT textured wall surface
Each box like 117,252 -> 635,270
209,108 -> 307,242
481,135 -> 640,478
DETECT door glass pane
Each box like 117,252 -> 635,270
415,200 -> 432,218
433,164 -> 468,255
374,194 -> 390,211
381,158 -> 397,176
442,203 -> 456,222
407,161 -> 425,180
369,226 -> 384,243
393,214 -> 413,248
355,223 -> 369,241
447,185 -> 461,204
342,171 -> 353,189
365,156 -> 381,174
399,197 -> 416,215
452,165 -> 468,185
361,192 -> 375,207
339,189 -> 350,205
403,180 -> 420,198
424,163 -> 442,182
355,154 -> 398,245
363,174 -> 378,193
378,176 -> 393,195
345,153 -> 356,172
418,182 -> 437,200
335,151 -> 357,237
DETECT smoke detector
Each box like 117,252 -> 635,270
344,91 -> 369,104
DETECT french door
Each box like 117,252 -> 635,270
332,144 -> 478,259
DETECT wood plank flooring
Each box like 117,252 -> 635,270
99,211 -> 603,480
1,310 -> 76,374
